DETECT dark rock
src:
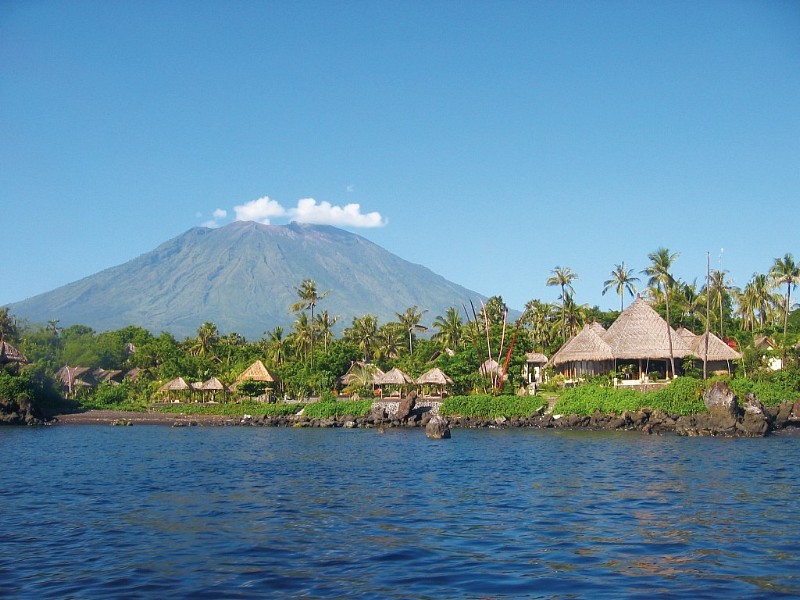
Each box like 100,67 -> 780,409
370,406 -> 387,423
395,395 -> 416,422
425,415 -> 451,439
703,381 -> 739,432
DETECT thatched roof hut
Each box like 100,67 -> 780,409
549,323 -> 614,378
234,360 -> 276,390
159,377 -> 191,392
415,367 -> 454,398
415,367 -> 454,386
603,298 -> 692,360
0,340 -> 27,365
376,367 -> 414,386
525,352 -> 549,365
339,361 -> 384,387
689,332 -> 741,361
201,376 -> 227,391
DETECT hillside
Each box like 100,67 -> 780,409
7,221 -> 487,339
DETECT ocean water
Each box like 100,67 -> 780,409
1,425 -> 799,599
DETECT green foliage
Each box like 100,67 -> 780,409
237,380 -> 269,400
553,377 -> 706,416
440,394 -> 545,418
727,370 -> 800,406
79,381 -> 146,411
303,399 -> 372,418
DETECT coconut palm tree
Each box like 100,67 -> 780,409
706,269 -> 736,339
346,314 -> 378,362
432,307 -> 463,350
546,266 -> 578,342
266,326 -> 290,366
677,280 -> 705,331
314,310 -> 339,352
602,262 -> 640,312
770,253 -> 800,339
522,299 -> 557,352
643,247 -> 679,378
396,306 -> 428,355
376,322 -> 405,360
556,292 -> 587,339
292,312 -> 313,361
190,322 -> 219,357
290,279 -> 330,368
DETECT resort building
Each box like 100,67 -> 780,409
549,297 -> 741,381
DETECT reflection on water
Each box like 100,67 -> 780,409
1,426 -> 799,598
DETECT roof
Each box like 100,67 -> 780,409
415,367 -> 454,386
549,323 -> 614,366
235,360 -> 275,383
525,352 -> 549,364
602,297 -> 692,359
376,367 -> 414,385
56,365 -> 92,386
201,376 -> 227,391
0,340 -> 27,364
688,332 -> 742,361
159,377 -> 191,391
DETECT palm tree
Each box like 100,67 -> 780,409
290,279 -> 330,368
707,269 -> 736,339
266,326 -> 290,366
643,247 -> 679,378
292,312 -> 313,361
522,299 -> 557,352
314,310 -> 339,352
347,314 -> 378,362
0,308 -> 19,342
602,262 -> 640,312
432,307 -> 463,351
396,306 -> 428,355
376,322 -> 405,360
677,280 -> 705,331
190,322 -> 219,357
546,266 -> 578,342
770,253 -> 800,339
557,292 -> 587,339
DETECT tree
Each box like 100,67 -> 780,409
676,280 -> 705,331
770,253 -> 800,339
266,326 -> 290,367
432,307 -> 463,351
292,312 -> 313,361
290,279 -> 330,368
0,308 -> 19,342
602,262 -> 639,312
189,322 -> 219,357
707,269 -> 736,339
643,247 -> 679,378
556,292 -> 587,339
346,314 -> 378,362
314,310 -> 339,352
376,322 -> 405,361
396,306 -> 428,355
546,266 -> 578,342
483,296 -> 508,327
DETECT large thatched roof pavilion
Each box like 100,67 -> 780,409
549,297 -> 717,381
375,367 -> 413,397
234,360 -> 276,388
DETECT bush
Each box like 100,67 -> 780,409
552,377 -> 706,416
154,401 -> 301,417
440,394 -> 546,419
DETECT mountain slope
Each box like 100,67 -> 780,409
7,221 -> 487,339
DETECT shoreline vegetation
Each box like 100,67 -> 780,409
2,250 -> 799,436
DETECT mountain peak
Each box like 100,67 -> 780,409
7,223 -> 485,339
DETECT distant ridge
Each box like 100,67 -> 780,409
7,221 -> 488,339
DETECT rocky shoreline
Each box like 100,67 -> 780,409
12,383 -> 800,438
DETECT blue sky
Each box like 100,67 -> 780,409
2,0 -> 798,316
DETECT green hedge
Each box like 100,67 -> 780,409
440,394 -> 546,419
552,377 -> 706,416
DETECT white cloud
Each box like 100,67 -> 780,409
289,198 -> 387,228
213,208 -> 227,219
233,196 -> 287,224
200,207 -> 229,228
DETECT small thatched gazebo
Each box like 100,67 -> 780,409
158,376 -> 193,402
234,360 -> 277,400
524,352 -> 549,387
375,367 -> 414,398
415,367 -> 454,397
0,340 -> 27,366
56,365 -> 94,398
199,376 -> 229,402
